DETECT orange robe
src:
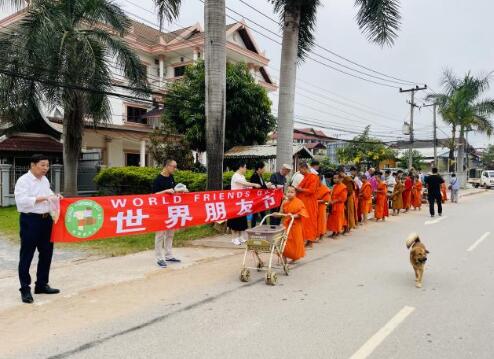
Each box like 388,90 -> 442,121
342,176 -> 357,230
374,182 -> 387,220
402,177 -> 412,209
296,173 -> 320,242
412,181 -> 423,208
282,197 -> 308,261
441,182 -> 448,203
359,182 -> 372,215
316,184 -> 331,238
327,183 -> 348,233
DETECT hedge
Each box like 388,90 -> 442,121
94,167 -> 272,195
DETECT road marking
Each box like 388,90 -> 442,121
424,216 -> 447,225
467,232 -> 490,252
349,306 -> 415,359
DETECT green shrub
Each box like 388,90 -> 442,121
95,167 -> 272,194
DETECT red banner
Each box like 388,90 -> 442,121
51,189 -> 283,242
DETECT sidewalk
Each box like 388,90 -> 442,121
0,236 -> 237,312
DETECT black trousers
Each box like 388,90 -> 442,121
18,213 -> 53,290
428,193 -> 442,216
251,211 -> 266,228
270,208 -> 281,226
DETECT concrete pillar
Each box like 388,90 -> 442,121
140,140 -> 146,167
51,164 -> 63,193
0,164 -> 12,207
159,55 -> 165,87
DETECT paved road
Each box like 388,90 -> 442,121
2,192 -> 493,359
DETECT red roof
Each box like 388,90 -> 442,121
271,127 -> 336,141
0,133 -> 62,153
304,142 -> 327,149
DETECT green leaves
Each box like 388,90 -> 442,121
164,61 -> 275,152
337,126 -> 395,167
354,0 -> 401,47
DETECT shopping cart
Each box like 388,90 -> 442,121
239,213 -> 295,286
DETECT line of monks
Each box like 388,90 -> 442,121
277,163 -> 432,264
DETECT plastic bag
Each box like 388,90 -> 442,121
48,195 -> 60,224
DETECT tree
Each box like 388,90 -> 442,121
149,118 -> 194,170
397,150 -> 425,170
154,0 -> 226,190
0,0 -> 148,195
336,126 -> 395,168
164,61 -> 275,153
482,145 -> 494,169
427,70 -> 494,173
272,0 -> 402,169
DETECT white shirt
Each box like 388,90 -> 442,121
385,176 -> 396,193
14,171 -> 54,214
291,172 -> 304,187
310,167 -> 319,175
231,172 -> 250,190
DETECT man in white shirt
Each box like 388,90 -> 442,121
14,154 -> 61,303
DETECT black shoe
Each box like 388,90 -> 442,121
34,285 -> 60,294
20,288 -> 34,304
439,213 -> 442,217
431,215 -> 435,218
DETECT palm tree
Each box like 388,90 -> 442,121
272,0 -> 402,167
428,70 -> 494,174
154,0 -> 226,190
0,0 -> 148,196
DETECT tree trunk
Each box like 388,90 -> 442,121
204,0 -> 226,190
457,126 -> 465,174
275,8 -> 301,170
62,94 -> 84,196
448,125 -> 456,172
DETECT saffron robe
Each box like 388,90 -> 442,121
359,182 -> 372,215
296,173 -> 320,242
392,182 -> 404,210
402,176 -> 412,209
316,184 -> 331,238
327,183 -> 348,233
375,182 -> 387,220
441,182 -> 448,203
282,197 -> 308,261
342,176 -> 357,230
412,181 -> 423,208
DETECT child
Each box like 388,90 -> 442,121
392,177 -> 404,216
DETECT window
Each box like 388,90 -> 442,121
126,106 -> 147,124
174,66 -> 186,77
126,153 -> 141,166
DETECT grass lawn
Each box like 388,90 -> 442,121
0,206 -> 219,257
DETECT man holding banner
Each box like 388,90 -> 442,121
152,159 -> 184,268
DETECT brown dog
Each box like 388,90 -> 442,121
406,233 -> 429,288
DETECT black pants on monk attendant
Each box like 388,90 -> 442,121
428,193 -> 442,216
18,213 -> 53,291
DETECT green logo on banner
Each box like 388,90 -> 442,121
65,200 -> 104,238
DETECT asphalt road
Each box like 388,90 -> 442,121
3,191 -> 494,359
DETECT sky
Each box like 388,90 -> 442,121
2,0 -> 494,147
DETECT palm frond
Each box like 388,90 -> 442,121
471,115 -> 494,137
80,0 -> 130,36
354,0 -> 401,46
153,0 -> 181,29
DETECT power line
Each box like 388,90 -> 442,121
236,0 -> 420,86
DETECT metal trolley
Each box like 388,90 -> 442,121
239,214 -> 295,286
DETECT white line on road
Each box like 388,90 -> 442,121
349,306 -> 415,359
424,216 -> 447,225
467,232 -> 490,252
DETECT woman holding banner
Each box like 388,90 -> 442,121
228,163 -> 261,245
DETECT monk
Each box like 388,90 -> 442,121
359,175 -> 372,223
316,183 -> 331,241
327,174 -> 348,238
402,173 -> 413,212
374,171 -> 387,221
339,167 -> 357,232
295,162 -> 320,247
440,182 -> 448,203
392,176 -> 404,216
278,186 -> 308,263
412,176 -> 423,210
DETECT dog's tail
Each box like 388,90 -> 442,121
406,233 -> 420,249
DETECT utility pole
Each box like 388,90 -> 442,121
400,85 -> 427,170
423,102 -> 438,168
